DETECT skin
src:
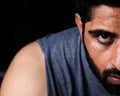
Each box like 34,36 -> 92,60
76,5 -> 120,95
0,42 -> 47,96
76,5 -> 120,78
0,5 -> 120,96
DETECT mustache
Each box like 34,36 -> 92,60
101,68 -> 120,95
102,68 -> 120,80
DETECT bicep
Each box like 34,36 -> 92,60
0,41 -> 47,96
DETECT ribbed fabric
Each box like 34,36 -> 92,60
37,27 -> 110,96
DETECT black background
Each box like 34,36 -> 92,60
0,0 -> 76,84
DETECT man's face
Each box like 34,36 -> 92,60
83,5 -> 120,95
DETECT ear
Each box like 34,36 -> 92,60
75,13 -> 83,38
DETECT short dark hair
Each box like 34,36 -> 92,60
75,0 -> 120,24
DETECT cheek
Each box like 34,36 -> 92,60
84,35 -> 109,73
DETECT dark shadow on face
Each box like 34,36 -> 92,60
83,41 -> 120,96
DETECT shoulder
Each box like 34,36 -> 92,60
0,41 -> 47,96
37,26 -> 80,50
38,27 -> 79,42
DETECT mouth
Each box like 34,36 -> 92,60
107,75 -> 120,85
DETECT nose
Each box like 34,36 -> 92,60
111,42 -> 120,70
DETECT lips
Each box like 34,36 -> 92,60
107,75 -> 120,85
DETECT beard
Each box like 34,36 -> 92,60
84,44 -> 120,96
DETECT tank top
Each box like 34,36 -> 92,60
37,27 -> 110,96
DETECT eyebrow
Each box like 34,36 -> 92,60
88,29 -> 116,37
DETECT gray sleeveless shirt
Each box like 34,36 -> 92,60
37,27 -> 110,96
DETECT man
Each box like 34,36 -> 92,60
1,0 -> 120,96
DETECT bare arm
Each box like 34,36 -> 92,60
0,41 -> 47,96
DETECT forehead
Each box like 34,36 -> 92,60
91,5 -> 120,18
87,5 -> 120,33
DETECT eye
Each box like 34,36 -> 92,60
97,33 -> 114,45
88,29 -> 116,45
